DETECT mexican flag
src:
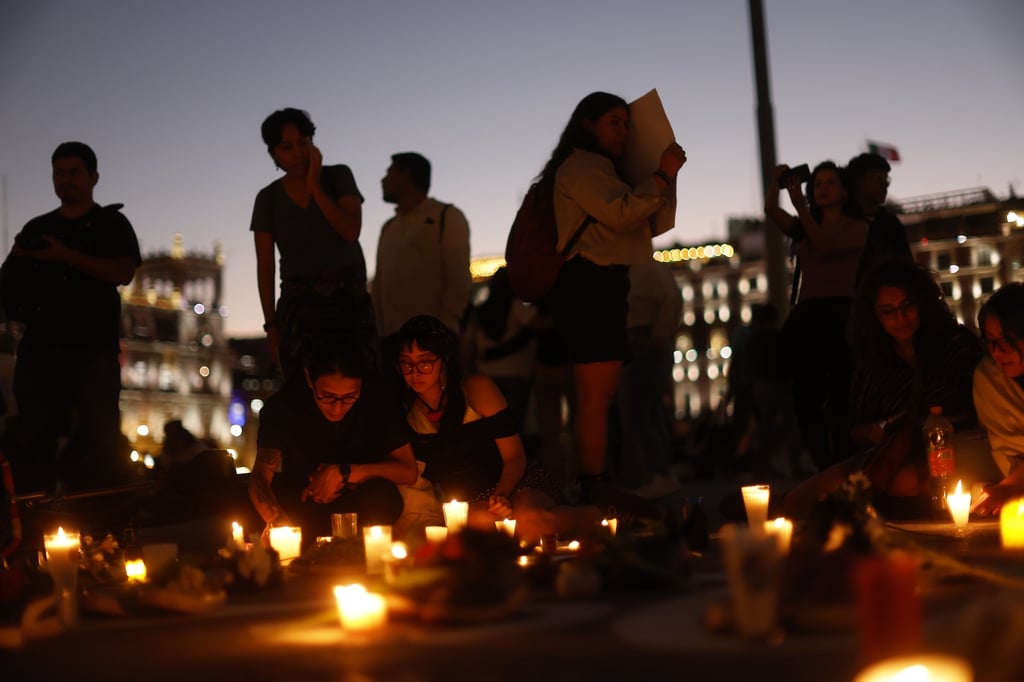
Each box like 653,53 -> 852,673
867,141 -> 901,162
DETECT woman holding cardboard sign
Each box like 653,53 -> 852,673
538,91 -> 685,508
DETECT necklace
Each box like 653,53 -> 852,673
416,390 -> 446,424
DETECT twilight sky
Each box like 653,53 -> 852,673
2,0 -> 1021,336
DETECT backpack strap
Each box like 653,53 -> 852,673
559,214 -> 595,259
438,203 -> 451,242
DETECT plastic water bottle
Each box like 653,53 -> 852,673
922,406 -> 955,511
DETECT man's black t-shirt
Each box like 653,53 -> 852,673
257,376 -> 411,499
1,203 -> 141,351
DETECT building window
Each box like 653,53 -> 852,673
937,253 -> 952,270
980,276 -> 995,294
941,281 -> 954,298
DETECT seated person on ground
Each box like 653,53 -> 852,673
249,337 -> 417,544
972,283 -> 1024,516
784,260 -> 982,518
384,315 -> 600,543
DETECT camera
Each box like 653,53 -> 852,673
779,163 -> 810,185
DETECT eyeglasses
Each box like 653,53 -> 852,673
312,385 -> 360,406
984,335 -> 1018,355
876,298 -> 917,319
398,356 -> 439,375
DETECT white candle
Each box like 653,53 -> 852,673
764,517 -> 794,554
231,521 -> 245,546
946,480 -> 972,527
43,527 -> 81,593
601,518 -> 618,536
442,500 -> 469,532
268,526 -> 302,564
1000,497 -> 1024,549
425,526 -> 448,543
125,559 -> 147,583
852,654 -> 972,682
363,525 -> 392,575
333,584 -> 387,631
496,518 -> 516,537
741,484 -> 771,528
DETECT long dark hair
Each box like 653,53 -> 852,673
847,260 -> 957,368
536,91 -> 628,186
384,315 -> 466,435
978,282 -> 1024,355
806,161 -> 847,225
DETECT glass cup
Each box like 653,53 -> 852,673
719,523 -> 784,639
331,512 -> 358,539
43,528 -> 81,627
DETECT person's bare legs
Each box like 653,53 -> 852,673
573,360 -> 622,478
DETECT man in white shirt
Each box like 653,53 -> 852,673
373,153 -> 471,337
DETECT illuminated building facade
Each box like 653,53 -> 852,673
118,235 -> 236,466
660,188 -> 1024,419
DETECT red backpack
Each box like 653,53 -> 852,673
504,180 -> 594,303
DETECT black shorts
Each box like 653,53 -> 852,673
550,257 -> 631,364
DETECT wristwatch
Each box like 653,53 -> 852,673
338,462 -> 351,487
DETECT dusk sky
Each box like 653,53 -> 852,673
2,0 -> 1021,336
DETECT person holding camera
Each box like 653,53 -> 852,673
0,142 -> 141,494
765,161 -> 867,472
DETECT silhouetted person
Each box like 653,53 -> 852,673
0,142 -> 141,493
847,152 -> 913,282
251,108 -> 374,380
373,152 -> 471,336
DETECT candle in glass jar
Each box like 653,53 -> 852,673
1000,497 -> 1024,549
852,654 -> 972,682
363,525 -> 392,575
333,584 -> 387,631
231,521 -> 245,546
946,481 -> 971,527
496,518 -> 516,537
601,518 -> 618,536
764,517 -> 794,554
268,526 -> 302,564
442,500 -> 469,532
425,526 -> 448,543
741,484 -> 771,528
125,559 -> 147,583
43,527 -> 81,593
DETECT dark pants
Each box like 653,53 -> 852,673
9,340 -> 125,494
781,297 -> 854,471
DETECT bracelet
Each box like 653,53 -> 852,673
338,462 -> 351,487
654,169 -> 673,184
262,319 -> 278,332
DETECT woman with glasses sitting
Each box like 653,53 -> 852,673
384,315 -> 600,543
248,336 -> 417,545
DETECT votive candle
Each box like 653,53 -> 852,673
363,525 -> 392,575
741,484 -> 771,528
1000,497 -> 1024,549
601,518 -> 618,536
764,517 -> 794,554
43,527 -> 81,593
268,526 -> 302,564
125,559 -> 147,583
333,584 -> 387,631
425,526 -> 448,543
231,521 -> 245,546
852,654 -> 972,682
442,499 -> 469,532
946,480 -> 971,527
496,518 -> 516,537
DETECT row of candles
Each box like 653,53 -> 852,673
740,482 -> 1024,547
